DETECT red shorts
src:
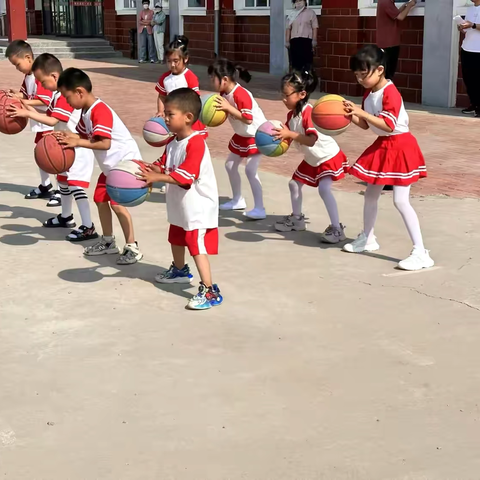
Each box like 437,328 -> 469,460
168,225 -> 218,256
93,173 -> 118,205
34,131 -> 51,144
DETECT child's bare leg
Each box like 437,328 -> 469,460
111,204 -> 135,243
97,202 -> 113,236
193,254 -> 212,286
172,245 -> 186,269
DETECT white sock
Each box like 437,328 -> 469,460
59,184 -> 73,219
71,187 -> 92,228
318,177 -> 340,228
363,184 -> 384,243
225,152 -> 243,203
393,185 -> 425,250
104,235 -> 114,243
244,154 -> 264,210
38,168 -> 51,189
289,179 -> 303,217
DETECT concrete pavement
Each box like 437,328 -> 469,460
1,125 -> 480,479
1,57 -> 480,479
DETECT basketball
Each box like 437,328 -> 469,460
143,117 -> 172,147
311,94 -> 351,136
34,134 -> 75,174
199,93 -> 227,127
106,159 -> 151,207
0,95 -> 28,135
255,120 -> 290,157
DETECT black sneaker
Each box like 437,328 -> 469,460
462,105 -> 476,114
66,224 -> 99,242
25,183 -> 53,200
44,214 -> 76,229
46,191 -> 62,207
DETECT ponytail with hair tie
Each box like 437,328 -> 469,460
208,58 -> 253,84
281,69 -> 319,116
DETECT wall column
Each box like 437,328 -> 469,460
270,0 -> 287,75
169,0 -> 183,40
422,0 -> 458,107
6,0 -> 27,41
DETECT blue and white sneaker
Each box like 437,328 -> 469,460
155,262 -> 193,284
187,283 -> 223,310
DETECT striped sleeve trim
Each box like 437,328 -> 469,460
155,83 -> 166,94
378,111 -> 397,130
92,125 -> 113,138
170,167 -> 196,184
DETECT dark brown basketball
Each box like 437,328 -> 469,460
34,134 -> 75,174
0,95 -> 28,135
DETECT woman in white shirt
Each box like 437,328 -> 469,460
459,0 -> 480,116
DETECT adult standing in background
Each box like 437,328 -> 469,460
376,0 -> 417,80
139,0 -> 158,64
285,0 -> 319,73
459,0 -> 480,117
152,2 -> 167,64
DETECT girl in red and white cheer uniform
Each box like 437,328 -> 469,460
343,45 -> 433,271
208,58 -> 267,220
274,70 -> 349,243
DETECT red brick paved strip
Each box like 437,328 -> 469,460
1,58 -> 478,198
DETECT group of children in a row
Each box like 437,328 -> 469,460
4,36 -> 433,310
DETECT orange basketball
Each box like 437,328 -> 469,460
34,135 -> 75,174
311,94 -> 351,136
0,95 -> 28,135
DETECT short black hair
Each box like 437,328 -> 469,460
58,67 -> 93,93
32,53 -> 63,75
5,40 -> 33,59
350,44 -> 386,74
207,58 -> 252,83
164,88 -> 201,123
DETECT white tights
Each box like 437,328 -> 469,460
364,184 -> 424,250
225,152 -> 264,210
289,177 -> 340,227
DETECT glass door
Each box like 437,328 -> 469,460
46,0 -> 103,36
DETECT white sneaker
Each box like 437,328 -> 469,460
321,224 -> 346,244
398,249 -> 434,271
343,231 -> 380,253
275,214 -> 306,232
243,208 -> 266,220
159,186 -> 166,194
219,198 -> 247,211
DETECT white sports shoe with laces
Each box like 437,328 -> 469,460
398,249 -> 434,271
219,198 -> 247,211
343,231 -> 380,253
243,208 -> 266,220
321,224 -> 346,244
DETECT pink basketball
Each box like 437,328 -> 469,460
143,117 -> 172,147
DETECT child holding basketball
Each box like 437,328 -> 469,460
8,53 -> 97,242
5,40 -> 60,207
54,68 -> 143,265
273,71 -> 349,243
208,58 -> 268,220
342,45 -> 433,271
155,35 -> 207,137
138,88 -> 222,311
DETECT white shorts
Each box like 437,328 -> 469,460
57,147 -> 95,188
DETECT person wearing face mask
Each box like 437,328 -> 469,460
139,0 -> 158,64
285,0 -> 319,72
152,3 -> 166,64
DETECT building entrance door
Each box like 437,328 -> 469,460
42,0 -> 104,36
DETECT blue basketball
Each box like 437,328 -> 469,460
255,120 -> 290,157
106,159 -> 151,207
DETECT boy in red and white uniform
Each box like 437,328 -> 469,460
5,40 -> 60,207
55,67 -> 143,265
139,87 -> 222,311
8,54 -> 96,242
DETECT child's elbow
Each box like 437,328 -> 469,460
244,118 -> 253,125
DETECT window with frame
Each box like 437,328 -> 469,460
123,0 -> 135,8
188,0 -> 205,6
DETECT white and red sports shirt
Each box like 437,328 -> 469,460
286,103 -> 340,167
46,91 -> 81,133
155,68 -> 200,96
362,81 -> 409,137
222,84 -> 266,138
77,99 -> 142,174
162,132 -> 218,231
21,73 -> 52,133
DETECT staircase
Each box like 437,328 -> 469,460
0,37 -> 123,60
